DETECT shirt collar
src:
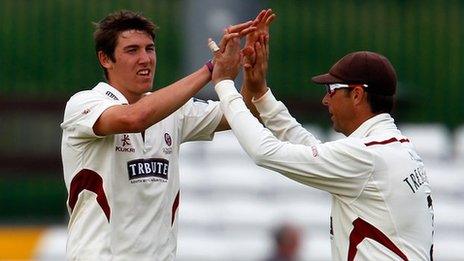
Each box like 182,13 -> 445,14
348,113 -> 397,138
93,82 -> 129,104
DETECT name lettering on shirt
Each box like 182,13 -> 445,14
403,166 -> 428,193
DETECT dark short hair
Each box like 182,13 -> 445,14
93,10 -> 157,78
343,88 -> 395,114
366,92 -> 395,114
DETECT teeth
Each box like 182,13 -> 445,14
138,69 -> 149,76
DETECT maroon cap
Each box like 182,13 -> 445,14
311,51 -> 397,96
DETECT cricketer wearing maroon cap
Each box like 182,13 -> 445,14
212,32 -> 434,261
312,51 -> 397,96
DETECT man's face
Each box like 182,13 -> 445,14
322,88 -> 356,135
106,30 -> 156,100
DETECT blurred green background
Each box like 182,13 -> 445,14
0,0 -> 463,222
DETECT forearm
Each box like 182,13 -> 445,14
215,80 -> 276,162
134,65 -> 211,128
95,65 -> 211,135
253,90 -> 321,145
215,80 -> 372,196
240,83 -> 263,122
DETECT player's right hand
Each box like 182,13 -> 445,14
242,34 -> 269,98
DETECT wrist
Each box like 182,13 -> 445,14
205,60 -> 214,74
212,76 -> 233,85
214,79 -> 237,96
252,87 -> 269,100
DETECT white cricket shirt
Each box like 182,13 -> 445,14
215,80 -> 434,261
61,82 -> 223,260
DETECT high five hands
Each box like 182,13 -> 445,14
210,9 -> 276,89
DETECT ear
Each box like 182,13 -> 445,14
98,51 -> 113,70
351,86 -> 366,106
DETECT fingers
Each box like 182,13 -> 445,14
238,26 -> 257,37
254,9 -> 266,24
266,13 -> 276,26
208,38 -> 220,53
227,20 -> 254,34
218,31 -> 240,52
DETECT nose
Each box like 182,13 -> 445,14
322,93 -> 329,106
139,50 -> 151,64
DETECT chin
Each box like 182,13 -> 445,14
139,82 -> 153,92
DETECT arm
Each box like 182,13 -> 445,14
94,20 -> 256,136
252,89 -> 322,145
94,66 -> 211,135
214,80 -> 374,197
242,28 -> 320,145
211,26 -> 373,196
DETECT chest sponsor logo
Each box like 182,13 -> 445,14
116,134 -> 135,153
127,158 -> 169,183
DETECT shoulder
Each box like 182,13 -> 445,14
67,89 -> 106,105
63,87 -> 123,121
322,137 -> 374,161
179,98 -> 220,114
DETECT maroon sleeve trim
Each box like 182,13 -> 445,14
171,190 -> 180,226
68,169 -> 111,222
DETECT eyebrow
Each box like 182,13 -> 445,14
122,43 -> 155,50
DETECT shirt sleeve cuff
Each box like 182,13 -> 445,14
214,79 -> 238,100
251,88 -> 279,114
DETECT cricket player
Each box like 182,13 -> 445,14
211,32 -> 434,260
60,10 -> 263,260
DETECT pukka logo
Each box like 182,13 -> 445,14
116,134 -> 135,153
122,134 -> 131,147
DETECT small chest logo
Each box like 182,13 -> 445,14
163,133 -> 173,154
116,134 -> 135,153
164,133 -> 172,146
122,134 -> 131,146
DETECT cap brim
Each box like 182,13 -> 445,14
311,73 -> 344,85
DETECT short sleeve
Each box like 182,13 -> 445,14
178,98 -> 223,142
61,90 -> 122,142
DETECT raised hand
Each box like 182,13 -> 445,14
214,20 -> 257,55
242,34 -> 269,97
209,20 -> 257,84
243,9 -> 276,68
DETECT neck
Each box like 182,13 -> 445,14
109,81 -> 144,104
344,111 -> 376,136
